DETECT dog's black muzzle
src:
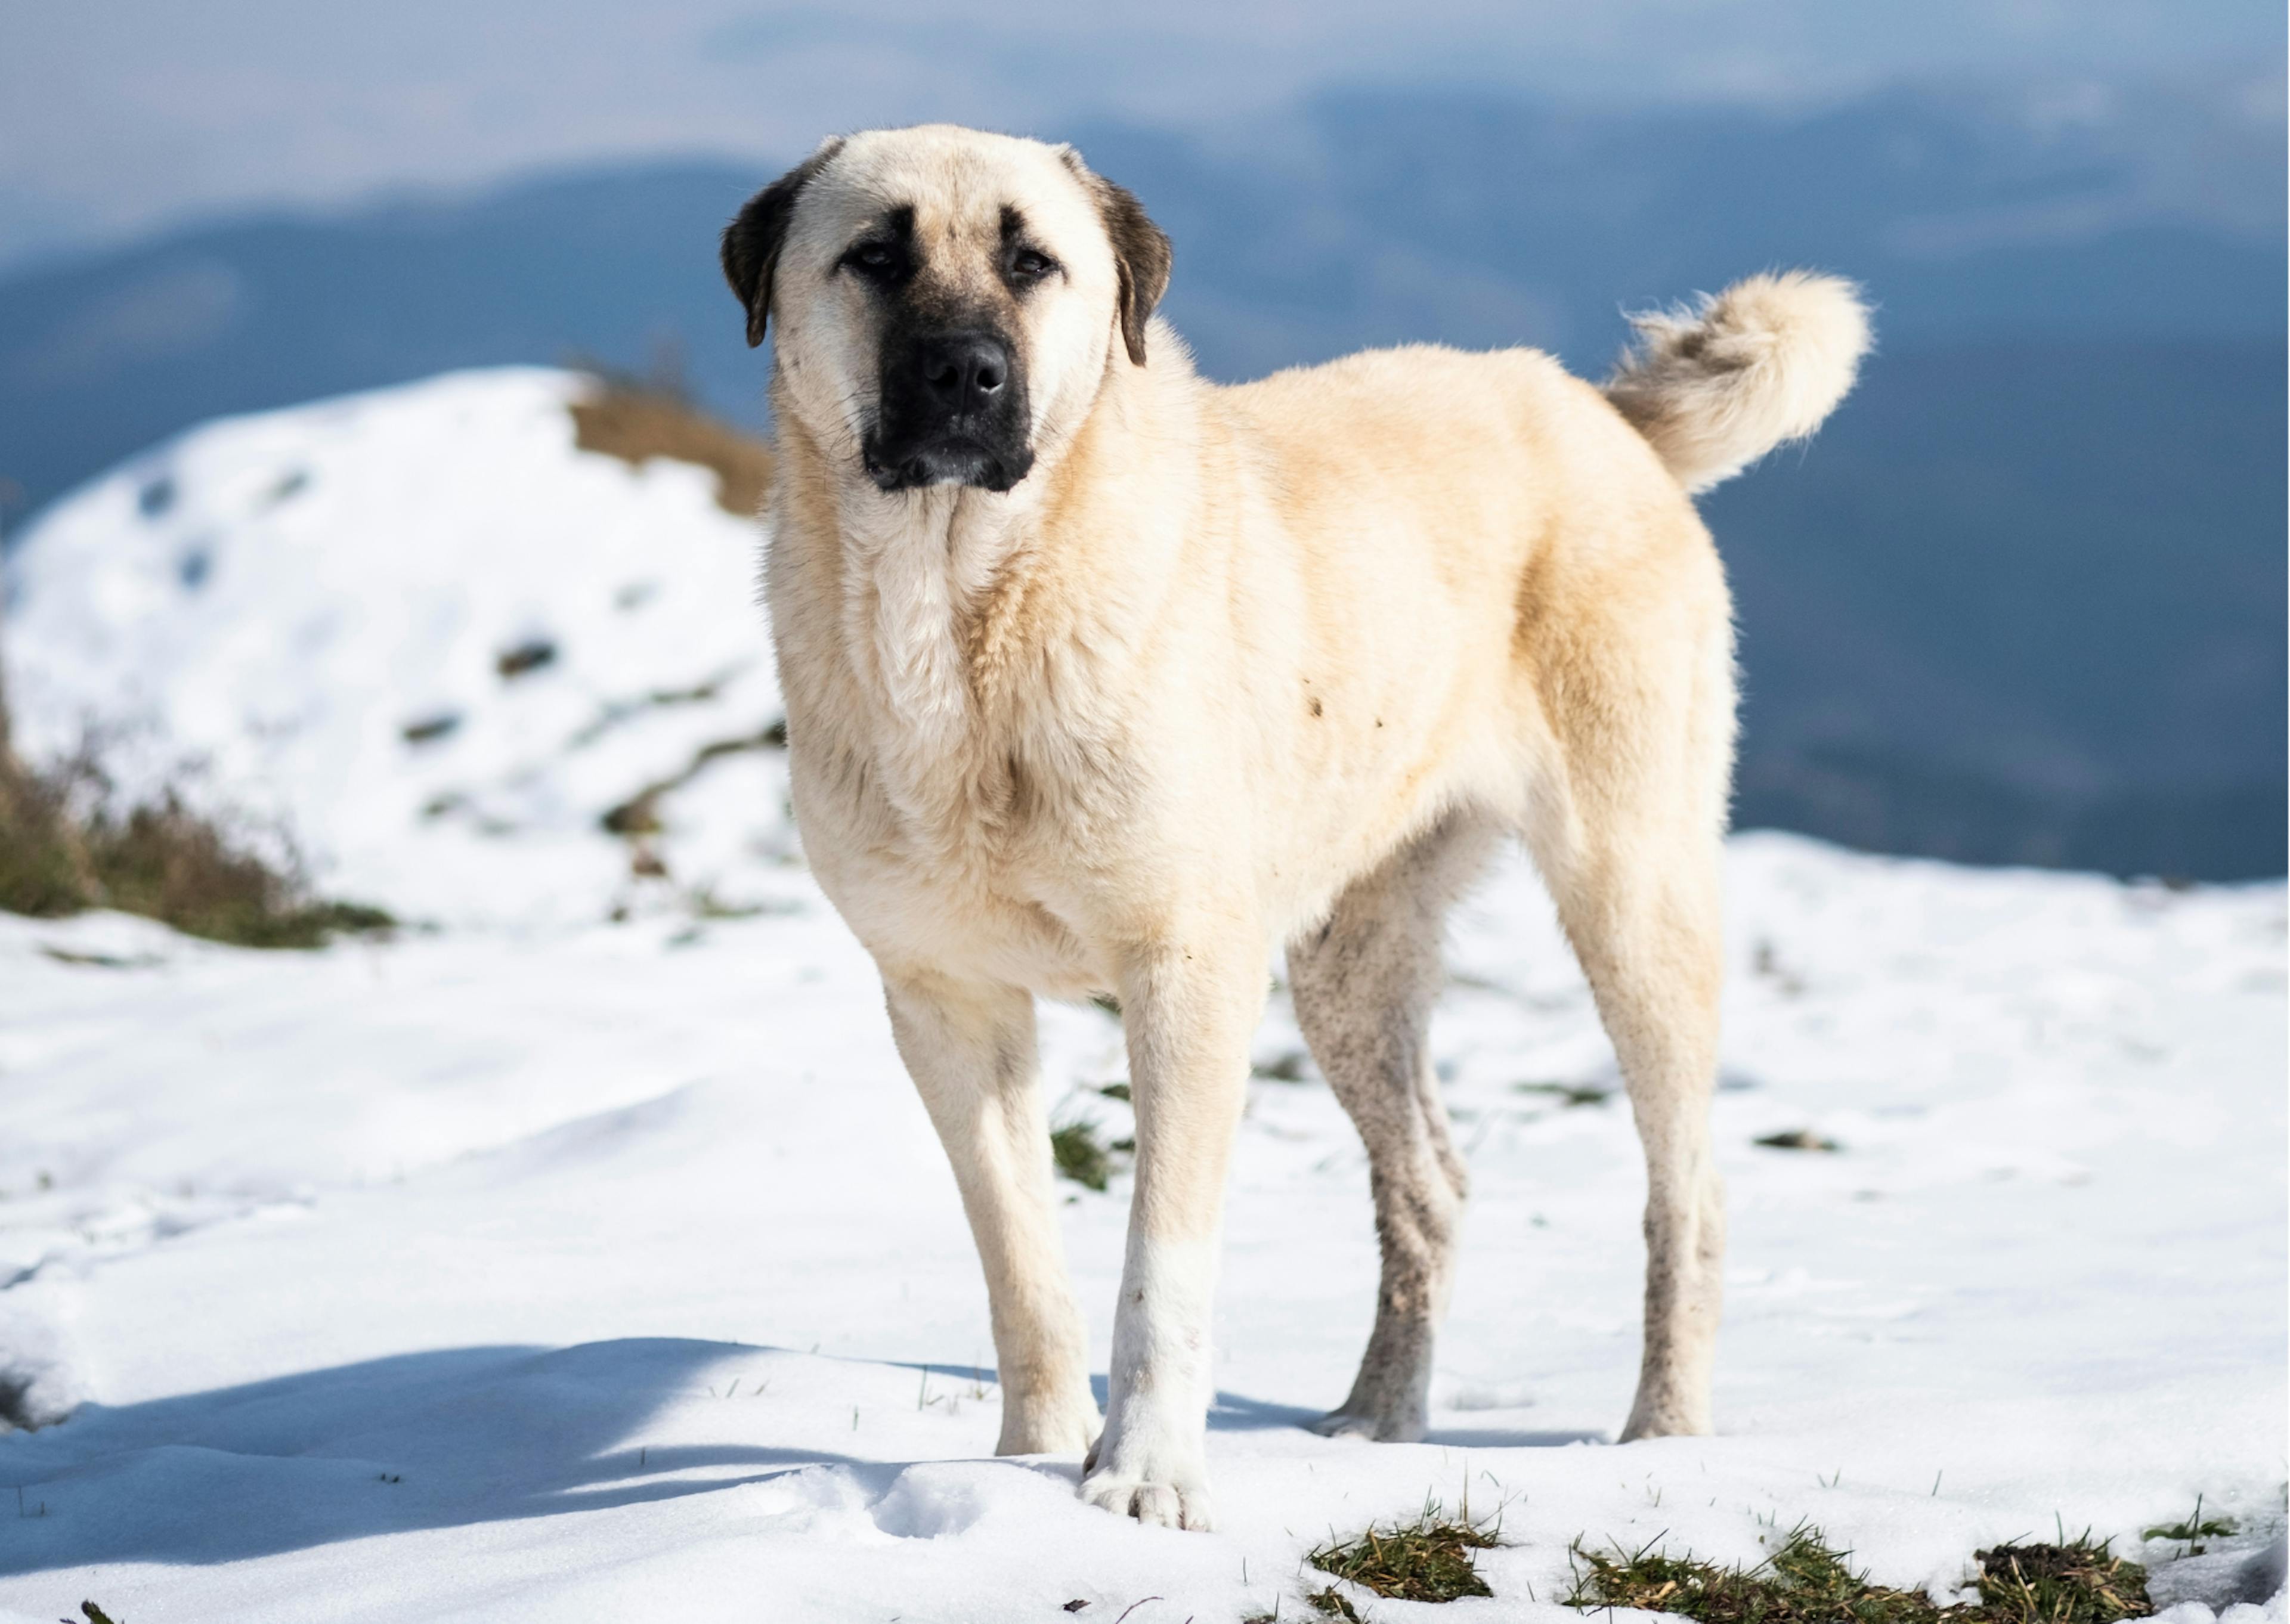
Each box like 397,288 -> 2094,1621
864,328 -> 1035,493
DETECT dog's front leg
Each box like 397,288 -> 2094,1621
1080,928 -> 1262,1530
883,972 -> 1100,1455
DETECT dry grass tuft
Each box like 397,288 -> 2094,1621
570,378 -> 774,517
0,745 -> 390,949
1974,1541 -> 2153,1624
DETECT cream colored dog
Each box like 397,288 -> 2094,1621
722,125 -> 1868,1530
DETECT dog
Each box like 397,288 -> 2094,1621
721,124 -> 1868,1530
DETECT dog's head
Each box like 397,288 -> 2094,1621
722,126 -> 1170,495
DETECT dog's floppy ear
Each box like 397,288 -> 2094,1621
1061,151 -> 1171,366
722,137 -> 845,349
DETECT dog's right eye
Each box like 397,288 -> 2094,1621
841,242 -> 902,280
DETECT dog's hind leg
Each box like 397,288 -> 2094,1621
1288,813 -> 1503,1441
884,971 -> 1100,1456
1522,618 -> 1732,1440
1531,814 -> 1726,1439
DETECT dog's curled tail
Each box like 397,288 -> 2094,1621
1604,270 -> 1871,494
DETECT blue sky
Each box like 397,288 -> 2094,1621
1,0 -> 2280,268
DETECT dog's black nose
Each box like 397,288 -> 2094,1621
919,333 -> 1009,411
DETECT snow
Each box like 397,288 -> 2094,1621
2,368 -> 793,929
1,370 -> 2283,1622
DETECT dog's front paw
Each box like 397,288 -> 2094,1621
1079,1422 -> 1212,1529
1079,1464 -> 1213,1530
1079,1403 -> 1213,1528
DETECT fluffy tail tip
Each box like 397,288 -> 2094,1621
1604,269 -> 1872,494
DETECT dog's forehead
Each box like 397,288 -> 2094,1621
807,126 -> 1098,246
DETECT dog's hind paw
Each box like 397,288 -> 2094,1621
996,1389 -> 1101,1458
1079,1468 -> 1212,1530
1619,1397 -> 1713,1441
1310,1406 -> 1425,1443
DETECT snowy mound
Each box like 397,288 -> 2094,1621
1,368 -> 791,926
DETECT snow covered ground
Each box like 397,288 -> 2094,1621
0,372 -> 2282,1622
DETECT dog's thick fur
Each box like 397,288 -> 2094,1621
724,125 -> 1869,1530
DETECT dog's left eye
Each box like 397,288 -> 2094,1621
1009,247 -> 1057,283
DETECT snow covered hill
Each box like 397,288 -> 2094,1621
0,373 -> 2282,1622
2,367 -> 793,928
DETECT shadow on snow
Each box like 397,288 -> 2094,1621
0,1338 -> 850,1575
0,1340 -> 1605,1574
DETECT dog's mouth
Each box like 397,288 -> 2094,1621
861,434 -> 1033,494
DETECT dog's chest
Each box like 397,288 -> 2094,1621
780,544 -> 1134,991
798,711 -> 1120,994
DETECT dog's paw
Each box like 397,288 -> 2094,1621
1079,1465 -> 1213,1530
1309,1406 -> 1424,1443
997,1389 -> 1101,1457
1081,1388 -> 1213,1528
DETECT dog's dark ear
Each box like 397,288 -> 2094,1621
722,138 -> 845,349
1062,153 -> 1171,366
1095,177 -> 1172,366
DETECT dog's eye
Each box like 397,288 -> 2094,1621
842,241 -> 901,280
1009,247 -> 1057,283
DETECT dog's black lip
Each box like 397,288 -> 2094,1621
862,436 -> 1029,493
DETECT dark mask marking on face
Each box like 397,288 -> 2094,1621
858,207 -> 1035,493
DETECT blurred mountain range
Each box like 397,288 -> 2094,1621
1,87 -> 2281,877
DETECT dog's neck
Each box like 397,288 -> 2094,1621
786,348 -> 1187,761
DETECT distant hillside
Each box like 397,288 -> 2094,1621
0,166 -> 769,525
1712,340 -> 2285,878
5,88 -> 2278,523
0,87 -> 2280,878
1074,89 -> 2285,374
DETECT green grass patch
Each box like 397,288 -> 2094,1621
1050,1119 -> 1115,1192
1517,1080 -> 1613,1107
1254,1049 -> 1311,1083
1755,1129 -> 1842,1152
2142,1495 -> 2235,1553
1565,1523 -> 2152,1624
1568,1523 -> 1930,1624
1308,1504 -> 1499,1605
